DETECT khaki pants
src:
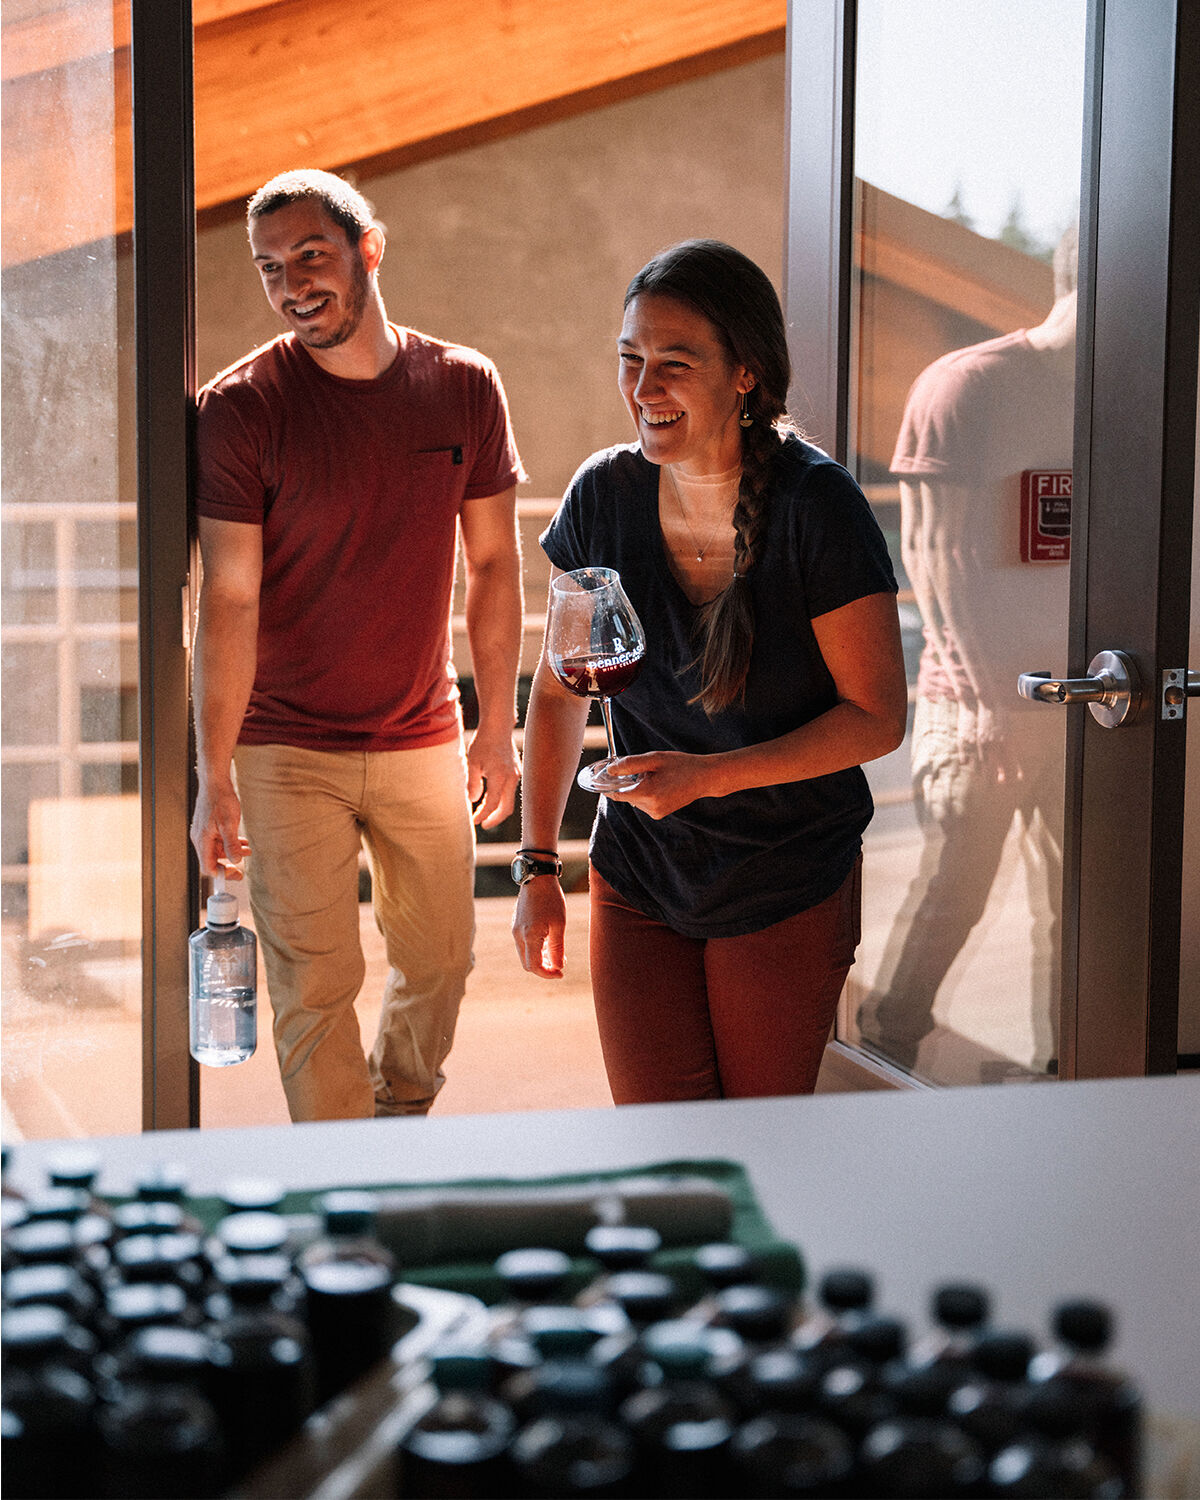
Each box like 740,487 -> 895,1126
233,739 -> 476,1122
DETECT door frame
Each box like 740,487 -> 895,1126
784,0 -> 1198,1084
134,0 -> 199,1128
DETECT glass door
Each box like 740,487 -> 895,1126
786,0 -> 1198,1086
2,0 -> 142,1136
2,0 -> 198,1135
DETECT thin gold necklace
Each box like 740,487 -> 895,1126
665,464 -> 737,562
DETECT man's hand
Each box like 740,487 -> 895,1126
512,873 -> 566,978
467,729 -> 521,829
190,776 -> 252,879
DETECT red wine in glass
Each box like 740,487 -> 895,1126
547,568 -> 647,793
547,649 -> 645,700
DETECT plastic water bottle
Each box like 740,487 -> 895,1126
189,874 -> 257,1066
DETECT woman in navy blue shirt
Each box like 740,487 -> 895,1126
512,241 -> 907,1102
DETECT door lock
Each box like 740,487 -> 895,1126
1017,649 -> 1142,728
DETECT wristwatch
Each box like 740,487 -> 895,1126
510,848 -> 563,886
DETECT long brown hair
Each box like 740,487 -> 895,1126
625,240 -> 793,715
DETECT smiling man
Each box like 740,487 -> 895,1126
191,169 -> 526,1122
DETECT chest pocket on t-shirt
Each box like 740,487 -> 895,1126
407,447 -> 470,517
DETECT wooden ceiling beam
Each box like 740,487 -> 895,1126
2,0 -> 785,266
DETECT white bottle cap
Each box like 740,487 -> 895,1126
206,869 -> 238,927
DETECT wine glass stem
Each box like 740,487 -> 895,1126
598,696 -> 618,762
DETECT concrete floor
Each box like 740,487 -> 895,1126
199,894 -> 612,1129
1,897 -> 613,1141
2,814 -> 1055,1141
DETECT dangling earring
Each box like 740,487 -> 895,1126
739,391 -> 753,428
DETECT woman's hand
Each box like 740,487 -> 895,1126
603,750 -> 721,819
512,875 -> 568,978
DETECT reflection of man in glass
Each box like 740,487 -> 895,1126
858,228 -> 1077,1074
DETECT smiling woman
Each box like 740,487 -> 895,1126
513,239 -> 908,1106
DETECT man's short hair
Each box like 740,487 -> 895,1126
247,169 -> 376,245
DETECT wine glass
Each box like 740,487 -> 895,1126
547,567 -> 647,794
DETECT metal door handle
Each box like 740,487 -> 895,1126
1017,649 -> 1142,728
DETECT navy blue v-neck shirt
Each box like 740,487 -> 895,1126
541,434 -> 898,938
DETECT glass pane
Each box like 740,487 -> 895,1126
844,0 -> 1087,1085
1,0 -> 140,1137
1181,373 -> 1200,1067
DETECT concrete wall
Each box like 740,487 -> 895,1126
196,54 -> 787,502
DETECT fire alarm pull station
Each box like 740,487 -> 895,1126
1020,469 -> 1071,563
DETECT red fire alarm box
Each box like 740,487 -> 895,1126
1020,470 -> 1071,562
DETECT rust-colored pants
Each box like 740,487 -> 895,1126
588,859 -> 861,1104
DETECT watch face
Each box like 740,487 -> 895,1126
511,853 -> 559,885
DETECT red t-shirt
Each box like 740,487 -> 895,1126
196,327 -> 525,750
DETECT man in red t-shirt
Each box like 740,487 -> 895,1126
191,169 -> 526,1121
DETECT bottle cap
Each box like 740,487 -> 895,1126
932,1282 -> 991,1329
206,868 -> 238,927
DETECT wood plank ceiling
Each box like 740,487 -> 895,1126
2,0 -> 786,266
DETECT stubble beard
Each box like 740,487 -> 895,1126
296,251 -> 371,351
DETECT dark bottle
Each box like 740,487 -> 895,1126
721,1344 -> 822,1420
111,1197 -> 188,1240
2,1190 -> 30,1273
494,1246 -> 574,1308
945,1329 -> 1037,1457
2,1302 -> 100,1500
693,1241 -> 761,1291
3,1260 -> 101,1329
892,1281 -> 991,1416
730,1411 -> 855,1498
0,1140 -> 17,1197
203,1246 -> 305,1324
110,1228 -> 211,1303
14,1186 -> 116,1284
122,1166 -> 207,1242
205,1254 -> 317,1481
510,1410 -> 636,1498
297,1189 -> 397,1404
619,1325 -> 740,1499
1,1302 -> 99,1380
857,1415 -> 987,1499
505,1357 -> 634,1500
681,1241 -> 763,1328
46,1148 -> 107,1204
399,1348 -> 517,1498
95,1324 -> 228,1497
708,1282 -> 795,1347
216,1176 -> 287,1215
3,1217 -> 77,1271
100,1280 -> 200,1344
20,1186 -> 93,1224
596,1267 -> 678,1329
1023,1299 -> 1142,1496
583,1223 -> 663,1275
817,1356 -> 901,1445
988,1435 -> 1125,1498
637,1317 -> 746,1390
792,1266 -> 875,1375
494,1302 -> 617,1385
576,1224 -> 662,1320
133,1161 -> 193,1209
97,1382 -> 226,1499
488,1247 -> 584,1372
208,1207 -> 291,1261
502,1355 -> 616,1425
2,1364 -> 98,1500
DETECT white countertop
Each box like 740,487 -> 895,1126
8,1074 -> 1200,1426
